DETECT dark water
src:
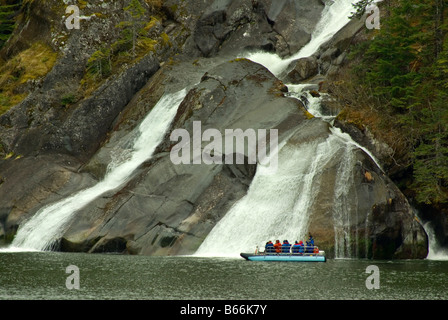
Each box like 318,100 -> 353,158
1,251 -> 447,300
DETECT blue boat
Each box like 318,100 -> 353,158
240,252 -> 326,262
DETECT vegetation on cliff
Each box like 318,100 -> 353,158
0,0 -> 20,49
333,0 -> 448,206
0,41 -> 57,113
0,0 -> 172,114
81,0 -> 170,96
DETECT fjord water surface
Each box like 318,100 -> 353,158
1,252 -> 448,300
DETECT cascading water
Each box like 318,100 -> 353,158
244,0 -> 358,77
328,126 -> 381,258
195,127 -> 364,257
287,84 -> 334,120
196,0 -> 386,258
195,121 -> 382,257
423,222 -> 448,261
9,89 -> 187,251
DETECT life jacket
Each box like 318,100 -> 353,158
292,244 -> 301,253
282,242 -> 291,253
274,242 -> 282,253
265,242 -> 274,253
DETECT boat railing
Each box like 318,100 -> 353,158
258,245 -> 324,256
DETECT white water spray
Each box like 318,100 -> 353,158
424,222 -> 448,261
9,89 -> 187,251
195,133 -> 342,256
287,84 -> 334,120
330,127 -> 362,258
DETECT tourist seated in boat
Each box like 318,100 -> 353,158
274,240 -> 282,253
306,234 -> 315,253
281,240 -> 291,253
265,240 -> 275,254
292,241 -> 303,255
292,241 -> 300,254
292,240 -> 305,255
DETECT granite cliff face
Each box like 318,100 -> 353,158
0,0 -> 428,258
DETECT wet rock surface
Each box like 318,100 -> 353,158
0,0 -> 429,258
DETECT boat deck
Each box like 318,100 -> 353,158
240,252 -> 326,262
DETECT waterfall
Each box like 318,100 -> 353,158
287,84 -> 335,121
194,121 -> 382,257
423,222 -> 448,261
330,127 -> 362,258
195,129 -> 353,257
330,127 -> 383,258
195,0 -> 378,257
244,0 -> 357,77
9,89 -> 187,251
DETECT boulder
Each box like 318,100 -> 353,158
316,15 -> 365,75
261,0 -> 324,57
187,0 -> 325,58
286,57 -> 319,83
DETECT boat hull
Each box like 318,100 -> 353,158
240,253 -> 326,262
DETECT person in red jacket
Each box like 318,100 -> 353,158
274,240 -> 282,253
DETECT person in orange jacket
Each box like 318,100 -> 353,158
274,240 -> 282,253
